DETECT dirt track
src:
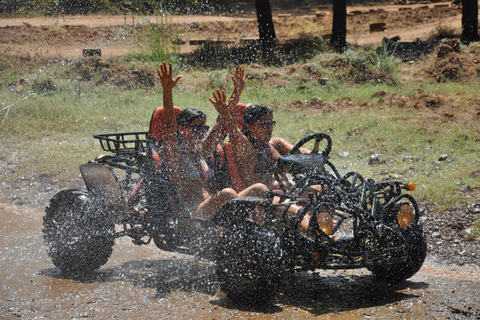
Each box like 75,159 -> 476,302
1,202 -> 479,319
0,1 -> 469,58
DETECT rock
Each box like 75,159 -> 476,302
437,44 -> 454,58
459,228 -> 470,238
318,78 -> 328,85
445,38 -> 461,52
368,155 -> 380,165
442,65 -> 460,80
438,154 -> 449,161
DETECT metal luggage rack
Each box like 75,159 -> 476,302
94,131 -> 149,154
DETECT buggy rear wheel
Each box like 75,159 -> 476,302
43,188 -> 115,276
216,222 -> 285,305
368,222 -> 427,283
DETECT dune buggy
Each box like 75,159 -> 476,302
43,129 -> 427,303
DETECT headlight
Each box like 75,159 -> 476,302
397,204 -> 414,228
317,212 -> 333,235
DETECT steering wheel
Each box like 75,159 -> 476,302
342,172 -> 367,192
342,171 -> 376,212
290,133 -> 332,157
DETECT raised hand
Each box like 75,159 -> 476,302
156,62 -> 182,91
209,89 -> 230,116
231,66 -> 246,95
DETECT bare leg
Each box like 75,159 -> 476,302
237,183 -> 269,197
195,188 -> 237,219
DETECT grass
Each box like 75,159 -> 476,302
1,47 -> 479,218
126,15 -> 181,63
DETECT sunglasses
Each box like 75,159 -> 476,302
189,124 -> 210,133
256,120 -> 276,128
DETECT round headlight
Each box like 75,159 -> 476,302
317,212 -> 333,235
397,204 -> 414,228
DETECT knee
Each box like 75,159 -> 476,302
219,188 -> 238,200
242,183 -> 268,198
251,183 -> 269,192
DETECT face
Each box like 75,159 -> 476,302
178,118 -> 209,144
246,114 -> 276,143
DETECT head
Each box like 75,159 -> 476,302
242,104 -> 276,143
176,108 -> 209,145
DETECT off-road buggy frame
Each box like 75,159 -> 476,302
43,130 -> 427,304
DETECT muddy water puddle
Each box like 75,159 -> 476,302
1,203 -> 479,319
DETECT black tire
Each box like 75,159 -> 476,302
216,222 -> 285,305
368,222 -> 427,283
43,189 -> 115,276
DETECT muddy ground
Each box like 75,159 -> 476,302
0,158 -> 479,318
0,137 -> 479,319
0,202 -> 479,319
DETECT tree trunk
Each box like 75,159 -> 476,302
461,0 -> 478,43
255,0 -> 276,43
331,0 -> 347,52
255,0 -> 277,64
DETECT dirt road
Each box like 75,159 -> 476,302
0,1 -> 469,58
1,203 -> 479,319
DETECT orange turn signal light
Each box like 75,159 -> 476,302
407,182 -> 416,191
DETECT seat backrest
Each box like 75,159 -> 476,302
148,106 -> 182,144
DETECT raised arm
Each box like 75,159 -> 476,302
156,62 -> 183,171
228,66 -> 246,107
209,90 -> 256,178
199,66 -> 247,157
156,62 -> 182,134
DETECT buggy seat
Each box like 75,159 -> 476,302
148,106 -> 182,168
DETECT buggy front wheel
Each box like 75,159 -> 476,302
43,188 -> 115,276
368,222 -> 427,283
216,222 -> 285,305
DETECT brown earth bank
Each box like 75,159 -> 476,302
0,1 -> 473,58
